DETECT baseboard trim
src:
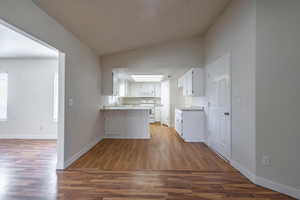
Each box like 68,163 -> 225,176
0,134 -> 57,139
230,160 -> 256,182
184,139 -> 205,142
255,176 -> 300,199
230,160 -> 300,199
64,137 -> 102,169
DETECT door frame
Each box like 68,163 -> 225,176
0,18 -> 66,169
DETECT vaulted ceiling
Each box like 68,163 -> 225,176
33,0 -> 230,55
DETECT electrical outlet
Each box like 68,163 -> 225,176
262,155 -> 271,166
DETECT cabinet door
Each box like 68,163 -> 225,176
118,80 -> 126,97
191,68 -> 204,96
175,114 -> 180,133
182,68 -> 205,97
187,70 -> 193,96
112,72 -> 119,96
140,83 -> 155,97
183,74 -> 188,96
155,83 -> 161,97
148,84 -> 155,97
155,106 -> 161,122
178,77 -> 183,88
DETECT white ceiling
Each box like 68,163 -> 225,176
0,23 -> 58,59
32,0 -> 230,55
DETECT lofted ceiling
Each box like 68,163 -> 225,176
32,0 -> 230,56
0,23 -> 58,58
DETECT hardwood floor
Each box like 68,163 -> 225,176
0,139 -> 57,200
69,124 -> 234,171
58,170 -> 293,200
0,125 -> 295,199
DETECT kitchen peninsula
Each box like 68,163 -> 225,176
100,106 -> 151,139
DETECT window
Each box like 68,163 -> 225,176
0,73 -> 8,121
119,81 -> 125,97
53,73 -> 59,122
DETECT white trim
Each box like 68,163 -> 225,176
230,160 -> 256,182
64,137 -> 103,169
230,159 -> 300,199
184,139 -> 205,143
0,19 -> 65,171
255,176 -> 300,200
0,134 -> 57,139
56,52 -> 65,170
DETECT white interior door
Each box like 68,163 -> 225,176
207,54 -> 231,160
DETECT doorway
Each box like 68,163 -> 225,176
206,54 -> 231,161
0,19 -> 65,169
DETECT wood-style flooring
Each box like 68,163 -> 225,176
69,124 -> 234,171
0,125 -> 295,200
58,170 -> 293,200
0,139 -> 57,200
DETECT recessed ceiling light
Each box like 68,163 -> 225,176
131,75 -> 164,82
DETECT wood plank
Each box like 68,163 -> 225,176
58,170 -> 294,200
0,125 -> 295,199
69,124 -> 234,171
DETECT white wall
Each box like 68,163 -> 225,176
0,0 -> 104,165
0,58 -> 58,138
100,36 -> 204,127
256,0 -> 300,190
100,36 -> 204,95
204,0 -> 256,174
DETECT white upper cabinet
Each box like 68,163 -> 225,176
179,68 -> 204,97
178,76 -> 184,88
127,82 -> 161,97
154,83 -> 161,97
112,72 -> 119,96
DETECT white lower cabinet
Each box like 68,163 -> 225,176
174,109 -> 204,142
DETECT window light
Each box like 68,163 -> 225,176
53,73 -> 59,122
0,73 -> 8,121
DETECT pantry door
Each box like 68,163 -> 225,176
206,54 -> 231,161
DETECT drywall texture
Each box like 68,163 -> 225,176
0,0 -> 104,163
0,59 -> 58,138
256,0 -> 300,189
204,0 -> 256,173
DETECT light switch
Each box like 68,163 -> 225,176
68,98 -> 73,107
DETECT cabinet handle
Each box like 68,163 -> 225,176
224,112 -> 230,116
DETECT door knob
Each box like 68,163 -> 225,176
224,112 -> 230,116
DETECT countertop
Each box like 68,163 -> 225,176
100,106 -> 152,111
176,106 -> 204,111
